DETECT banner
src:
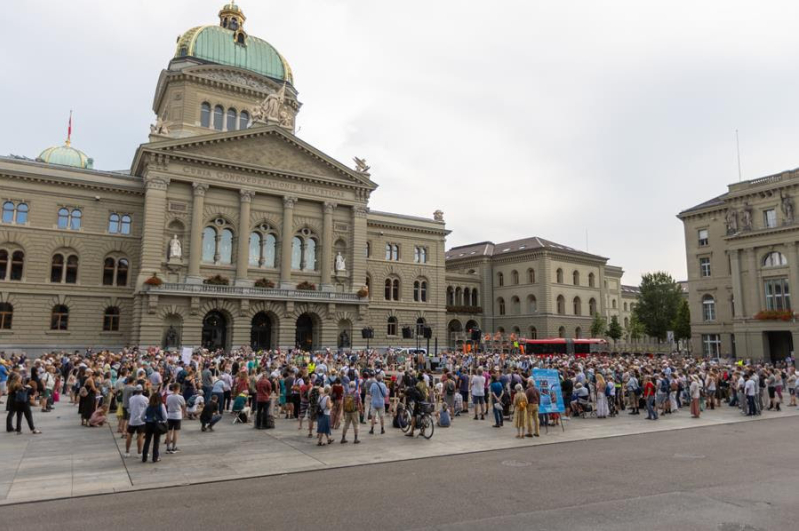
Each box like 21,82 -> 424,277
532,368 -> 565,414
181,347 -> 193,366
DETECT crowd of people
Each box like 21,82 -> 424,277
2,346 -> 796,460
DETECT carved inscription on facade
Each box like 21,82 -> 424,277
180,166 -> 353,200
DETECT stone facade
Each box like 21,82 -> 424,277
678,169 -> 799,361
443,237 -> 627,346
0,5 -> 448,354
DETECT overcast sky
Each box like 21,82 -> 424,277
3,0 -> 799,285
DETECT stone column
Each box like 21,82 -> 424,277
320,202 -> 336,291
187,183 -> 208,283
788,242 -> 799,305
746,248 -> 759,317
235,190 -> 254,286
280,196 -> 297,289
729,249 -> 744,319
350,205 -> 368,293
137,174 -> 169,286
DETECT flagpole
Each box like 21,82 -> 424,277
66,110 -> 73,146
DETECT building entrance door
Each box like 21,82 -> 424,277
250,312 -> 272,350
202,311 -> 227,350
766,331 -> 793,364
296,313 -> 314,351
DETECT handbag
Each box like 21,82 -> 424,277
493,402 -> 503,411
156,421 -> 169,435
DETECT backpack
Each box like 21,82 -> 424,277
660,379 -> 669,394
15,387 -> 30,404
309,388 -> 320,412
517,394 -> 528,409
343,394 -> 357,413
446,380 -> 455,396
187,395 -> 197,408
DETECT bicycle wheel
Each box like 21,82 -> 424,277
399,408 -> 412,433
421,413 -> 434,440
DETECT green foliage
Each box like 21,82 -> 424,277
607,315 -> 623,343
627,314 -> 645,341
590,313 -> 607,338
633,272 -> 684,341
672,299 -> 691,342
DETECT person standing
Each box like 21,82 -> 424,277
142,393 -> 167,463
745,373 -> 758,416
369,373 -> 387,435
524,378 -> 540,438
643,376 -> 657,420
316,386 -> 332,446
690,376 -> 701,418
255,372 -> 272,430
125,385 -> 147,458
470,369 -> 486,420
165,383 -> 185,454
512,384 -> 527,438
490,374 -> 505,428
340,381 -> 361,444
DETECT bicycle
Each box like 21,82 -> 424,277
396,401 -> 435,439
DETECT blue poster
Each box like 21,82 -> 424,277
532,369 -> 565,414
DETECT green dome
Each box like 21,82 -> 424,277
37,143 -> 93,169
175,26 -> 293,84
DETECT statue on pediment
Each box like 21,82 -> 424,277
150,116 -> 170,135
741,202 -> 753,231
725,208 -> 738,235
780,191 -> 794,223
353,157 -> 370,174
434,210 -> 444,222
252,82 -> 289,125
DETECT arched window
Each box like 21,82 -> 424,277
556,268 -> 563,283
413,280 -> 428,302
498,272 -> 504,287
65,255 -> 78,283
1,202 -> 13,223
0,250 -> 23,281
416,317 -> 426,336
420,281 -> 427,302
239,111 -> 250,130
15,203 -> 28,224
624,302 -> 628,311
588,272 -> 595,288
589,298 -> 597,315
573,270 -> 580,285
624,317 -> 629,328
365,241 -> 371,258
0,302 -> 12,329
446,286 -> 454,306
575,326 -> 582,339
558,326 -> 566,338
103,257 -> 115,285
250,228 -> 277,268
120,215 -> 131,235
226,108 -> 237,131
498,297 -> 506,315
557,295 -> 565,315
213,105 -> 224,130
420,247 -> 427,263
50,254 -> 64,283
202,227 -> 217,262
365,276 -> 371,298
103,306 -> 120,332
512,326 -> 521,336
511,296 -> 520,315
471,288 -> 478,306
249,232 -> 261,266
70,209 -> 81,230
527,294 -> 537,313
573,296 -> 582,316
219,229 -> 234,264
527,268 -> 535,283
57,208 -> 69,229
702,294 -> 716,322
117,259 -> 129,286
611,299 -> 617,309
305,238 -> 317,270
50,305 -> 69,330
464,288 -> 471,305
763,252 -> 788,267
455,287 -> 462,305
414,281 -> 420,302
392,244 -> 399,261
200,102 -> 211,128
392,278 -> 400,301
528,326 -> 537,340
387,316 -> 398,336
385,243 -> 392,260
292,236 -> 303,269
511,270 -> 519,285
108,213 -> 120,233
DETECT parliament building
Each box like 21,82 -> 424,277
0,3 -> 637,354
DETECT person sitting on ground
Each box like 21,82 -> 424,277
89,402 -> 109,427
200,394 -> 222,432
438,402 -> 451,427
186,391 -> 204,420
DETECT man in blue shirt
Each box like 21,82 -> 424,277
0,361 -> 8,404
368,373 -> 387,435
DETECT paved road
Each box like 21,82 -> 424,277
1,417 -> 797,531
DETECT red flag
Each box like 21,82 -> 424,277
67,110 -> 73,145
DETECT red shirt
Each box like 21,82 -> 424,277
256,377 -> 272,402
643,381 -> 656,398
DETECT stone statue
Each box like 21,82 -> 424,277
150,116 -> 170,135
353,157 -> 370,174
433,209 -> 444,222
780,191 -> 794,223
169,234 -> 182,259
252,82 -> 292,127
335,252 -> 346,272
278,108 -> 293,128
741,203 -> 753,231
725,208 -> 738,235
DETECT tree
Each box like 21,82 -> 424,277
607,315 -> 623,345
672,299 -> 691,347
627,314 -> 645,342
633,271 -> 684,342
590,313 -> 607,338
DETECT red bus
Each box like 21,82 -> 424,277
519,338 -> 608,357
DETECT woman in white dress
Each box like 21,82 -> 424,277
595,373 -> 609,418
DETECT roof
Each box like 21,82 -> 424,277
37,143 -> 93,169
678,193 -> 727,216
446,236 -> 607,261
621,284 -> 640,294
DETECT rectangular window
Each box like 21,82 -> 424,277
764,278 -> 791,311
702,334 -> 721,357
764,209 -> 777,229
699,257 -> 711,277
698,229 -> 708,247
